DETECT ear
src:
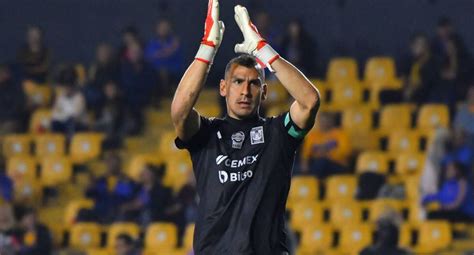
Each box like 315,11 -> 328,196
219,79 -> 227,97
261,83 -> 267,101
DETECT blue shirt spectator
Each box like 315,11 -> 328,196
0,173 -> 13,202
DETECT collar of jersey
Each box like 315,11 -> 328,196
224,114 -> 262,125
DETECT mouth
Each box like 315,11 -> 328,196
237,101 -> 251,108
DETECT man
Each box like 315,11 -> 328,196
171,1 -> 320,254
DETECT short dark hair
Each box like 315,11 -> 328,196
116,233 -> 134,246
225,54 -> 265,81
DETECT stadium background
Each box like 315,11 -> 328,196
0,0 -> 473,254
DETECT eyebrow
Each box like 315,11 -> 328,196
231,76 -> 262,84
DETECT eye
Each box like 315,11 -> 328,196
233,79 -> 244,85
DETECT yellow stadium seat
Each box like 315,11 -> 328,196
14,179 -> 42,206
417,104 -> 450,131
405,175 -> 421,202
407,203 -> 425,224
378,104 -> 413,135
387,130 -> 420,156
40,156 -> 72,187
64,199 -> 95,226
75,64 -> 87,85
399,224 -> 412,249
197,89 -> 220,106
326,57 -> 359,83
395,153 -> 425,176
158,131 -> 188,157
29,108 -> 52,134
34,134 -> 65,158
107,222 -> 140,249
265,102 -> 291,117
22,80 -> 53,107
127,154 -> 164,181
2,134 -> 31,157
87,249 -> 111,255
7,156 -> 36,181
367,199 -> 403,222
195,104 -> 221,117
330,201 -> 362,228
287,176 -> 319,209
364,57 -> 401,89
356,151 -> 389,175
265,81 -> 290,106
145,223 -> 178,251
327,81 -> 363,110
290,201 -> 324,232
300,224 -> 334,253
414,221 -> 452,254
70,133 -> 104,163
164,155 -> 193,191
70,223 -> 102,250
338,224 -> 373,254
342,107 -> 373,132
183,224 -> 194,251
326,175 -> 357,201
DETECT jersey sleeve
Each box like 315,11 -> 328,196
174,116 -> 213,153
274,111 -> 310,150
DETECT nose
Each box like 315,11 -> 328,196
240,81 -> 251,97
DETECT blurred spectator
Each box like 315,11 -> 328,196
145,19 -> 184,96
0,204 -> 20,255
360,218 -> 409,255
86,151 -> 138,224
441,129 -> 473,170
51,66 -> 88,137
119,164 -> 174,226
93,81 -> 125,147
0,161 -> 13,203
115,234 -> 141,255
423,161 -> 474,222
300,112 -> 350,178
168,175 -> 198,243
120,41 -> 158,134
432,17 -> 473,97
280,19 -> 318,76
0,64 -> 26,135
86,43 -> 120,111
17,207 -> 52,255
119,26 -> 142,62
355,172 -> 386,201
253,12 -> 280,50
420,128 -> 450,196
16,25 -> 51,83
454,85 -> 474,147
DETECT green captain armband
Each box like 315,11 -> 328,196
284,112 -> 309,139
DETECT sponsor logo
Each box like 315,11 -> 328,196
216,154 -> 258,168
250,126 -> 265,145
218,170 -> 253,183
231,131 -> 245,149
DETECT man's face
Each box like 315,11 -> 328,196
220,64 -> 266,119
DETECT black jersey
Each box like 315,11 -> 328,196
175,113 -> 302,255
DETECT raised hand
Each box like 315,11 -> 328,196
196,0 -> 225,64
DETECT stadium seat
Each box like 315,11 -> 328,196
407,203 -> 425,224
367,199 -> 403,222
327,81 -> 364,110
300,224 -> 334,253
330,201 -> 362,228
378,104 -> 413,135
325,175 -> 357,201
414,221 -> 452,254
387,130 -> 420,156
22,80 -> 53,107
342,107 -> 373,132
287,176 -> 319,209
40,156 -> 72,187
145,223 -> 178,251
75,64 -> 87,85
183,224 -> 194,251
356,151 -> 389,175
70,223 -> 102,250
404,176 -> 421,202
326,57 -> 359,83
158,131 -> 188,157
195,104 -> 221,117
2,134 -> 31,158
163,155 -> 193,191
417,104 -> 450,131
338,224 -> 373,254
34,134 -> 65,158
106,222 -> 140,249
7,156 -> 36,181
87,249 -> 111,255
70,133 -> 104,163
364,57 -> 402,89
64,199 -> 95,226
290,201 -> 324,232
395,153 -> 425,176
398,223 -> 412,249
127,154 -> 164,181
13,179 -> 42,206
264,80 -> 290,106
29,108 -> 52,134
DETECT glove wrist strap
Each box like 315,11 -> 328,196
254,43 -> 280,72
195,44 -> 217,64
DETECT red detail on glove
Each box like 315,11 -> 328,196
195,57 -> 211,64
257,41 -> 267,50
268,54 -> 281,65
201,0 -> 215,47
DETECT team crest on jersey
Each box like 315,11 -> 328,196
250,126 -> 265,145
231,131 -> 245,149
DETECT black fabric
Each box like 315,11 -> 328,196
355,172 -> 386,200
175,113 -> 302,255
18,224 -> 52,255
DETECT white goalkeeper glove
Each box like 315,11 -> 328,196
195,0 -> 225,64
234,5 -> 280,71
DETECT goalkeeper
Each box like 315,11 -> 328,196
171,1 -> 320,254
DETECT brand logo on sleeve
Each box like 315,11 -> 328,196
231,131 -> 245,149
250,126 -> 264,145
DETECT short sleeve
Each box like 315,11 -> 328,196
174,116 -> 213,152
273,112 -> 307,150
